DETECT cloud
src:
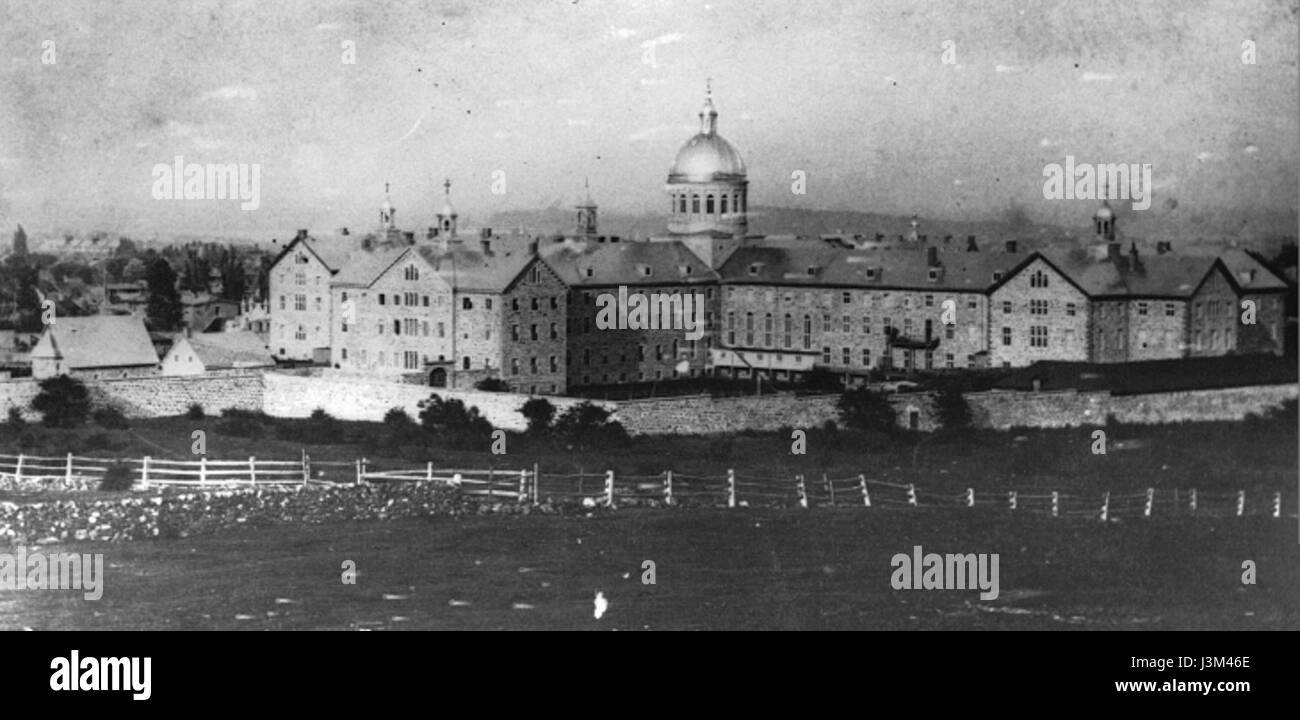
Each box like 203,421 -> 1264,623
995,64 -> 1021,73
1039,138 -> 1055,147
1243,144 -> 1260,154
313,23 -> 341,32
203,85 -> 258,101
1080,72 -> 1116,82
607,27 -> 637,40
1195,151 -> 1215,162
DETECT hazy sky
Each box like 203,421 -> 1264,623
0,0 -> 1296,239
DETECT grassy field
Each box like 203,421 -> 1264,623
2,507 -> 1296,630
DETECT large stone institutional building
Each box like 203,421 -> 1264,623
269,86 -> 1287,394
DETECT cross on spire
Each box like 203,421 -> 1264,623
443,178 -> 451,195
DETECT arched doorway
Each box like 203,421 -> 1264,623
429,368 -> 447,387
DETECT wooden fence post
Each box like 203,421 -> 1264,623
604,470 -> 615,508
664,470 -> 673,506
200,455 -> 207,487
859,474 -> 870,507
906,483 -> 917,507
355,458 -> 362,486
15,453 -> 23,483
65,453 -> 73,487
1189,488 -> 1197,513
141,456 -> 149,488
426,462 -> 433,483
300,449 -> 309,485
517,469 -> 527,503
825,474 -> 834,508
1008,491 -> 1017,510
1101,491 -> 1110,522
1051,491 -> 1059,518
1273,492 -> 1281,519
1144,488 -> 1154,518
250,456 -> 257,485
727,469 -> 736,508
1236,490 -> 1245,517
965,487 -> 974,508
796,474 -> 808,509
533,463 -> 540,505
487,468 -> 495,500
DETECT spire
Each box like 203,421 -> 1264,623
379,181 -> 396,229
699,78 -> 718,136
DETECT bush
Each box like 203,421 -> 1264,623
553,402 -> 629,450
99,461 -> 135,491
83,432 -> 119,451
933,386 -> 972,437
187,403 -> 205,420
31,375 -> 91,428
93,406 -> 130,430
216,408 -> 269,438
474,378 -> 511,392
372,407 -> 425,456
277,408 -> 345,445
419,394 -> 495,450
6,407 -> 24,426
837,386 -> 897,433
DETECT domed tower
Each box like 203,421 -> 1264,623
1094,199 -> 1116,242
435,178 -> 458,239
379,182 -> 397,230
666,82 -> 748,239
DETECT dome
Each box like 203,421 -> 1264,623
669,134 -> 747,182
1094,201 -> 1114,221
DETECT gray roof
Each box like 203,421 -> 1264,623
541,240 -> 719,287
32,315 -> 159,369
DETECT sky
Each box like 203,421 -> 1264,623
0,0 -> 1296,240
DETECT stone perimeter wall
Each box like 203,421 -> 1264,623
0,369 -> 1291,435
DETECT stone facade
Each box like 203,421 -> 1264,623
270,240 -> 335,360
0,372 -> 263,421
989,257 -> 1090,367
500,257 -> 569,395
566,284 -> 717,387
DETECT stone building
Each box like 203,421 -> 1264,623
30,315 -> 160,379
268,229 -> 352,362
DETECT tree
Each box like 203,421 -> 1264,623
933,386 -> 973,436
145,258 -> 182,331
12,224 -> 27,257
474,377 -> 510,392
836,386 -> 897,433
122,258 -> 147,282
30,375 -> 91,428
520,397 -> 556,434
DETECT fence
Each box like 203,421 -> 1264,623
1,452 -> 1292,520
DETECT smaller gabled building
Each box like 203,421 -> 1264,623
30,315 -> 160,380
161,330 -> 274,375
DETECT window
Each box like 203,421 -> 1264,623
549,323 -> 558,340
1002,301 -> 1012,314
1030,325 -> 1048,348
924,294 -> 934,308
511,325 -> 519,342
405,292 -> 418,306
691,194 -> 700,213
727,312 -> 736,345
531,297 -> 538,311
1137,302 -> 1148,316
379,294 -> 386,306
842,292 -> 852,305
530,325 -> 538,341
462,298 -> 473,310
842,347 -> 851,365
803,315 -> 812,349
1165,303 -> 1175,317
945,353 -> 954,369
278,295 -> 285,310
1030,270 -> 1049,288
783,314 -> 792,348
295,271 -> 305,286
862,348 -> 871,366
944,325 -> 954,340
764,314 -> 773,347
745,313 -> 754,345
1001,327 -> 1011,346
583,349 -> 591,366
822,314 -> 831,332
295,295 -> 306,311
862,316 -> 871,334
706,194 -> 714,214
966,297 -> 978,310
967,354 -> 976,369
404,351 -> 419,370
529,357 -> 538,375
423,296 -> 430,307
393,319 -> 401,335
822,346 -> 831,364
1066,303 -> 1076,317
549,356 -> 558,372
377,321 -> 384,335
512,298 -> 519,311
1030,299 -> 1048,315
295,325 -> 306,341
437,322 -> 445,338
404,265 -> 419,281
511,358 -> 520,376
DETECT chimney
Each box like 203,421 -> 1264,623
427,227 -> 437,240
965,235 -> 979,252
1156,241 -> 1172,254
1129,242 -> 1142,272
480,239 -> 493,255
926,246 -> 939,267
920,234 -> 928,243
1238,269 -> 1255,285
1107,241 -> 1123,265
296,229 -> 308,241
528,239 -> 539,255
480,227 -> 492,239
1005,240 -> 1018,254
404,231 -> 415,245
943,234 -> 953,245
875,233 -> 885,243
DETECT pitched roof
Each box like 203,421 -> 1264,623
182,331 -> 273,369
33,315 -> 159,369
717,239 -> 1023,292
331,244 -> 412,287
541,240 -> 719,287
1217,249 -> 1289,292
1036,247 -> 1216,298
416,244 -> 536,293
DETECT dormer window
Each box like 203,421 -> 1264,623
992,271 -> 1004,283
866,267 -> 879,281
928,268 -> 940,282
748,263 -> 762,276
637,264 -> 653,277
806,266 -> 818,276
584,267 -> 594,278
680,265 -> 693,276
